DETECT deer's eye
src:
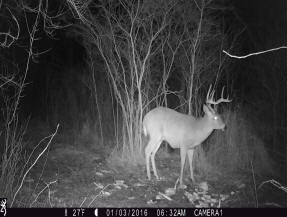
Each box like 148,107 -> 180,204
213,116 -> 218,120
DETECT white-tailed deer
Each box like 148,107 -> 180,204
143,85 -> 231,188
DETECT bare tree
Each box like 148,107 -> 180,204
66,0 -> 231,166
66,0 -> 176,164
0,0 -> 64,205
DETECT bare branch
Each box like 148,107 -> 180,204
223,46 -> 287,59
0,7 -> 20,48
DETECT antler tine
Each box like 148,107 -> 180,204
206,85 -> 211,102
221,86 -> 225,98
218,86 -> 232,103
206,84 -> 215,103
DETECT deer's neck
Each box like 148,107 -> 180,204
197,115 -> 214,134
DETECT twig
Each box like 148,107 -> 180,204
258,179 -> 287,193
80,197 -> 87,207
88,184 -> 112,207
30,180 -> 57,207
250,160 -> 258,208
158,192 -> 173,201
0,7 -> 20,48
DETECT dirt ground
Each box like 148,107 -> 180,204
16,144 -> 287,208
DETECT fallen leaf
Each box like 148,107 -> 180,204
198,182 -> 208,192
101,169 -> 113,174
147,200 -> 156,205
165,188 -> 176,196
102,191 -> 111,196
95,172 -> 104,177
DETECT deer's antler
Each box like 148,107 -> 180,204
206,85 -> 232,106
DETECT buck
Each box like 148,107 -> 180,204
143,85 -> 231,188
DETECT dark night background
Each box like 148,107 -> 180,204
1,0 -> 287,207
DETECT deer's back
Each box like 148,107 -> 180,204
143,107 -> 207,147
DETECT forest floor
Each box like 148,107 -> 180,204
15,141 -> 287,208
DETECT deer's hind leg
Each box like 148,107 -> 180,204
145,137 -> 162,180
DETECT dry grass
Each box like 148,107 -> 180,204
194,108 -> 275,182
107,144 -> 145,174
